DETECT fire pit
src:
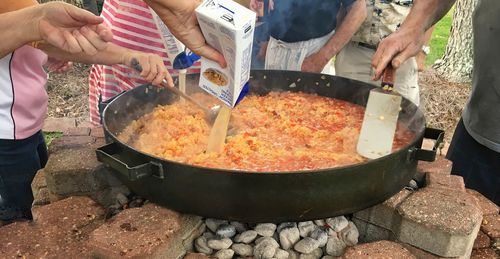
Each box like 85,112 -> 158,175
96,70 -> 443,222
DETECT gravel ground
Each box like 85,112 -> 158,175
46,65 -> 471,142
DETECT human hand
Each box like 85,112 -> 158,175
123,52 -> 174,87
415,51 -> 427,72
144,0 -> 226,67
371,29 -> 425,80
33,2 -> 113,55
45,57 -> 73,73
301,51 -> 330,73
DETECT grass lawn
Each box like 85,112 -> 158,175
43,131 -> 63,147
426,9 -> 454,66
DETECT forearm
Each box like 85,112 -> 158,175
319,0 -> 366,59
400,0 -> 455,34
0,7 -> 40,57
39,42 -> 128,65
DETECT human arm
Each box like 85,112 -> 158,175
0,1 -> 112,59
372,0 -> 456,79
415,26 -> 435,71
301,0 -> 366,73
144,0 -> 226,67
39,41 -> 173,87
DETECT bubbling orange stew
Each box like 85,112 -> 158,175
118,92 -> 414,172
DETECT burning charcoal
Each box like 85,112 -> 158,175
273,248 -> 289,259
216,224 -> 237,238
194,236 -> 213,255
325,216 -> 348,233
278,226 -> 300,250
310,228 -> 328,247
294,237 -> 320,254
234,230 -> 258,244
277,222 -> 297,233
313,220 -> 326,227
254,223 -> 277,237
339,222 -> 359,246
214,248 -> 234,259
298,221 -> 315,238
232,243 -> 253,257
230,221 -> 248,233
205,219 -> 228,233
115,193 -> 129,207
325,235 -> 346,256
253,237 -> 279,259
207,238 -> 232,250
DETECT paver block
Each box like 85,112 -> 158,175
481,215 -> 500,239
470,248 -> 500,259
397,187 -> 482,257
48,135 -> 96,154
89,203 -> 203,259
43,117 -> 77,132
64,127 -> 91,136
32,187 -> 51,206
417,156 -> 452,175
352,218 -> 395,243
466,189 -> 499,216
426,173 -> 465,192
342,240 -> 416,259
184,253 -> 210,259
91,126 -> 105,138
354,189 -> 411,230
31,169 -> 47,198
474,231 -> 492,249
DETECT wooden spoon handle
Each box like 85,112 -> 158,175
206,105 -> 232,153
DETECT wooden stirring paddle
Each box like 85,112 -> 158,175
206,105 -> 232,153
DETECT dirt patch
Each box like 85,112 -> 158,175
46,63 -> 90,124
46,65 -> 470,142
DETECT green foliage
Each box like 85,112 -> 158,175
43,131 -> 63,147
426,9 -> 454,66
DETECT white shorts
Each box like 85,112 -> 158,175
265,30 -> 336,75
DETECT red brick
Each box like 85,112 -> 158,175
482,215 -> 500,239
474,231 -> 492,249
31,169 -> 47,197
467,189 -> 500,216
470,248 -> 500,259
184,252 -> 210,259
77,120 -> 94,128
43,117 -> 77,132
398,242 -> 441,259
417,156 -> 452,175
426,173 -> 465,192
89,203 -> 202,259
90,126 -> 105,138
48,135 -> 96,154
342,241 -> 416,259
64,127 -> 91,136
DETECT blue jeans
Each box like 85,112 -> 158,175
446,118 -> 500,205
0,131 -> 47,221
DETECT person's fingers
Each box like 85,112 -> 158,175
73,30 -> 98,55
61,30 -> 83,53
138,56 -> 151,78
95,24 -> 114,43
144,56 -> 158,82
372,43 -> 397,81
64,3 -> 103,25
391,43 -> 419,69
195,45 -> 227,68
152,64 -> 169,86
80,26 -> 109,51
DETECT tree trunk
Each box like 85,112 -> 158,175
433,0 -> 478,83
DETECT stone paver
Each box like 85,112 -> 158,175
481,215 -> 500,239
31,169 -> 47,199
470,248 -> 500,259
90,127 -> 105,138
473,231 -> 492,249
48,135 -> 96,154
426,173 -> 465,192
184,253 -> 210,259
89,203 -> 203,259
64,127 -> 91,136
397,187 -> 482,257
0,197 -> 104,258
466,189 -> 500,216
417,156 -> 452,175
342,240 -> 416,259
43,117 -> 77,133
354,189 -> 411,230
352,218 -> 395,243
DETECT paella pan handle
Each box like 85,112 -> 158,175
96,142 -> 164,181
410,127 -> 445,162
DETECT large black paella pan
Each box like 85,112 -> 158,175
96,70 -> 443,223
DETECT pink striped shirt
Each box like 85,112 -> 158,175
89,0 -> 201,125
0,46 -> 48,140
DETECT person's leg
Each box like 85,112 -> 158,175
0,131 -> 46,221
334,42 -> 376,85
447,119 -> 500,205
